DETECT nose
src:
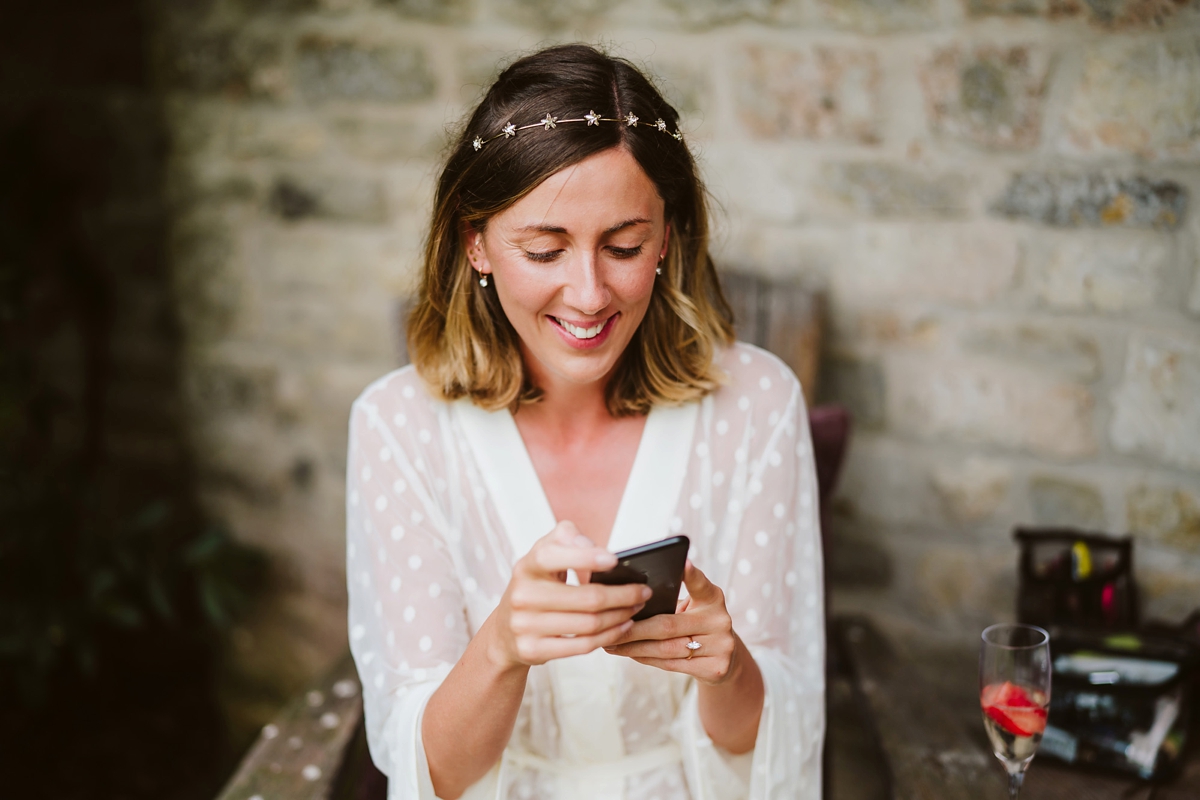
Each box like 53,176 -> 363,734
564,252 -> 610,316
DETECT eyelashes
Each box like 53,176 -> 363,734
523,244 -> 645,262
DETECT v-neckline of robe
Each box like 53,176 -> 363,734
454,398 -> 698,561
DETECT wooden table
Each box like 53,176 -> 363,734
829,615 -> 1200,800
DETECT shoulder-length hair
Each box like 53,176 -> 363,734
407,43 -> 734,417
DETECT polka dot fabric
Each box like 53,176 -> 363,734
347,342 -> 824,800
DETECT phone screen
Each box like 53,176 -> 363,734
590,535 -> 689,621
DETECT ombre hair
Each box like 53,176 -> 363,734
406,44 -> 734,417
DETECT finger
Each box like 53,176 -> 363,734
510,580 -> 652,613
511,606 -> 643,637
614,610 -> 690,643
604,636 -> 695,659
682,560 -> 721,605
522,542 -> 616,576
517,618 -> 635,663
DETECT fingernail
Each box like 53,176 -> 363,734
594,552 -> 617,567
641,586 -> 653,599
575,535 -> 593,548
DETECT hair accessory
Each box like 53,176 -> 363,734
470,110 -> 685,152
479,274 -> 488,287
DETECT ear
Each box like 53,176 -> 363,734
461,221 -> 492,275
659,223 -> 671,261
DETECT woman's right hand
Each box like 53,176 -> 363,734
487,521 -> 652,669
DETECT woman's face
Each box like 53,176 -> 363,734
468,146 -> 669,392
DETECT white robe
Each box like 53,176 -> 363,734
346,342 -> 825,800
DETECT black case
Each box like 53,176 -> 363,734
1041,627 -> 1197,781
591,535 -> 689,621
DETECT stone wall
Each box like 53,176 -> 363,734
150,0 -> 1200,730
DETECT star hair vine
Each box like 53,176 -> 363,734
471,110 -> 685,152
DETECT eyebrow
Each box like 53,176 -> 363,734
514,217 -> 652,235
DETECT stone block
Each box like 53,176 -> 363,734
830,310 -> 943,355
961,323 -> 1101,382
160,29 -> 286,98
187,359 -> 279,416
377,0 -> 473,22
659,0 -> 782,27
1111,333 -> 1200,470
171,217 -> 242,345
1061,37 -> 1200,160
647,58 -> 712,123
1029,475 -> 1106,528
820,356 -> 886,429
734,44 -> 882,144
930,458 -> 1012,522
814,0 -> 939,31
821,163 -> 970,218
296,37 -> 435,103
226,110 -> 328,160
834,223 -> 1018,306
1137,564 -> 1200,623
494,0 -> 612,28
1191,267 -> 1200,315
1025,230 -> 1171,312
1128,484 -> 1200,550
327,109 -> 447,161
886,354 -> 1097,457
912,544 -> 1014,625
965,0 -> 1199,28
991,173 -> 1187,230
920,45 -> 1050,150
704,146 -> 810,224
267,174 -> 389,223
833,436 -> 946,525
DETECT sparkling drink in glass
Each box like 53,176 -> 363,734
980,623 -> 1051,799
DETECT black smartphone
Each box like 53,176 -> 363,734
590,535 -> 689,621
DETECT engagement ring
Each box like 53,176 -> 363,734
685,637 -> 701,657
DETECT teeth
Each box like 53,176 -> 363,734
556,317 -> 606,339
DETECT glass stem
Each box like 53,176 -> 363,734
1007,769 -> 1024,799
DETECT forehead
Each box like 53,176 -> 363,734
493,147 -> 665,233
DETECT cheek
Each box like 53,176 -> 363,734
492,261 -> 557,320
612,266 -> 657,309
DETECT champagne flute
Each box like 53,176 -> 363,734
980,623 -> 1051,799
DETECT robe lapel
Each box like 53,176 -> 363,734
454,399 -> 557,559
608,401 -> 698,552
454,398 -> 698,558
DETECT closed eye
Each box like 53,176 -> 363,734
524,249 -> 563,262
608,244 -> 644,259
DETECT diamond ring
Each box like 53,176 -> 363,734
685,637 -> 701,657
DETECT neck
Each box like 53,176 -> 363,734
516,350 -> 618,442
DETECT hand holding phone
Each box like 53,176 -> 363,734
590,536 -> 689,621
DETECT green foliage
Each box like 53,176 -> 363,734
0,467 -> 267,705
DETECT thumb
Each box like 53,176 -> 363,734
682,560 -> 721,605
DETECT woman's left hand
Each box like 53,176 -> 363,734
603,560 -> 744,686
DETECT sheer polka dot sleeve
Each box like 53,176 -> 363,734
346,391 -> 470,799
673,349 -> 825,800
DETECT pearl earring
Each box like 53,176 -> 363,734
479,274 -> 488,287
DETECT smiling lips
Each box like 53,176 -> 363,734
549,314 -> 609,340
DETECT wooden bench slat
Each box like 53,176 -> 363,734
216,656 -> 364,800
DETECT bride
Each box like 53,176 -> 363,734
346,43 -> 824,800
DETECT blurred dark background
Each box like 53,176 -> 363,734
0,2 -> 262,797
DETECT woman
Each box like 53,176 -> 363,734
346,44 -> 824,800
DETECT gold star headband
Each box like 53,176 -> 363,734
472,110 -> 684,152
